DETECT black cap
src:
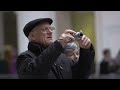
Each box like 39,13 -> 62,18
23,18 -> 53,37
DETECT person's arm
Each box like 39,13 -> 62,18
72,44 -> 95,79
16,40 -> 64,79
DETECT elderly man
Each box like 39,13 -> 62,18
16,18 -> 95,79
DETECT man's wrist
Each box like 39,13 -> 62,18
80,44 -> 94,51
57,39 -> 67,48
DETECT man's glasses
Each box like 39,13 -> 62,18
41,27 -> 55,32
31,26 -> 55,33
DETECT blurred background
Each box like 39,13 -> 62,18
0,11 -> 120,79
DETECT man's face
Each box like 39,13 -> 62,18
31,22 -> 54,47
104,52 -> 111,60
65,48 -> 80,62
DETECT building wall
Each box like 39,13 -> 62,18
95,11 -> 120,61
71,11 -> 96,50
55,11 -> 73,39
3,12 -> 17,49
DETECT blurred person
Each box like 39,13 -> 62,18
0,53 -> 8,74
113,49 -> 120,73
100,49 -> 118,74
116,49 -> 120,66
4,46 -> 13,74
16,18 -> 95,79
4,46 -> 17,74
63,42 -> 96,75
10,48 -> 17,74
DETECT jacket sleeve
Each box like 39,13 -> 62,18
16,40 -> 64,79
71,44 -> 95,79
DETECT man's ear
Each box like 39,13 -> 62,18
31,33 -> 35,40
28,32 -> 35,41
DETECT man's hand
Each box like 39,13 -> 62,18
58,29 -> 76,48
78,35 -> 91,49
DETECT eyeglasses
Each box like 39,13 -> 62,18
31,26 -> 55,33
41,27 -> 55,32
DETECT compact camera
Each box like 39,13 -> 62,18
74,32 -> 83,39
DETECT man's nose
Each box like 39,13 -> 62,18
47,29 -> 53,33
74,54 -> 79,59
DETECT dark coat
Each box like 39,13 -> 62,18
16,40 -> 95,79
100,60 -> 119,74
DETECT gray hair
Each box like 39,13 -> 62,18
64,43 -> 79,50
63,43 -> 80,54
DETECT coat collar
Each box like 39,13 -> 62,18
28,42 -> 46,56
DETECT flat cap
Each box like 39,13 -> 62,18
23,18 -> 53,37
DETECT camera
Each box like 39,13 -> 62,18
74,32 -> 83,39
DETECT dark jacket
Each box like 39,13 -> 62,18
100,60 -> 119,74
16,40 -> 95,79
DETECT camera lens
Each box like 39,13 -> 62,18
74,32 -> 83,39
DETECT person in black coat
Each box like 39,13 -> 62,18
16,18 -> 95,79
100,49 -> 119,74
